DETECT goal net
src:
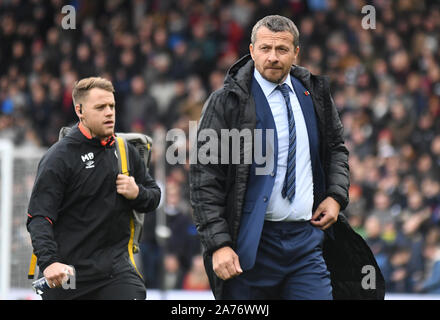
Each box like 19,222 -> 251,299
0,140 -> 46,299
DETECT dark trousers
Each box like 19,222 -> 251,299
223,220 -> 332,300
42,269 -> 146,300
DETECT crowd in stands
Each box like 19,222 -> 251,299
1,0 -> 439,293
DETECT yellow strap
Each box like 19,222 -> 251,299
117,136 -> 142,279
116,137 -> 129,176
128,216 -> 143,279
28,253 -> 37,279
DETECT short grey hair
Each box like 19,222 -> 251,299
251,15 -> 300,48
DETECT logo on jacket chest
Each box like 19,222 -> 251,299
81,152 -> 95,169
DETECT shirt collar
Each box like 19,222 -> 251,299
78,122 -> 115,146
254,68 -> 294,98
78,122 -> 92,139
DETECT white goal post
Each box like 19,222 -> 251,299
0,140 -> 46,300
0,139 -> 13,300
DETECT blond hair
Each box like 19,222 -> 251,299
72,77 -> 115,106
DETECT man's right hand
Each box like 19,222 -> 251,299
43,262 -> 74,288
212,246 -> 243,280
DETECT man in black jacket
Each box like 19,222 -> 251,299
190,15 -> 384,299
27,77 -> 161,300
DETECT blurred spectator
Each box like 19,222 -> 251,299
387,99 -> 415,148
123,75 -> 158,132
431,135 -> 440,170
163,80 -> 187,129
147,54 -> 176,118
421,177 -> 440,225
163,253 -> 185,290
75,42 -> 95,78
387,245 -> 413,293
417,153 -> 440,181
398,191 -> 431,286
29,83 -> 52,145
179,75 -> 206,122
139,210 -> 161,289
209,69 -> 226,92
350,124 -> 375,160
344,184 -> 367,237
411,112 -> 437,154
364,215 -> 390,281
399,192 -> 431,239
163,179 -> 200,280
416,241 -> 440,294
182,255 -> 210,291
370,190 -> 395,226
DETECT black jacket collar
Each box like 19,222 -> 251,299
224,54 -> 316,98
66,123 -> 115,148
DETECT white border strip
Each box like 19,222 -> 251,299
0,139 -> 13,300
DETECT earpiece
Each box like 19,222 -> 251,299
79,104 -> 83,114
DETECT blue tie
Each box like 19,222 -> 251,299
277,83 -> 296,202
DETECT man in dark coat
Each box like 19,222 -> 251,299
190,15 -> 384,300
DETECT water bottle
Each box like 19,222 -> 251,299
31,277 -> 51,295
31,265 -> 75,295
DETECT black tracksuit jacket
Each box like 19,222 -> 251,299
27,124 -> 161,282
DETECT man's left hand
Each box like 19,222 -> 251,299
116,174 -> 139,200
310,197 -> 340,230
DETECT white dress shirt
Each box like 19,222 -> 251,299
254,68 -> 314,221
